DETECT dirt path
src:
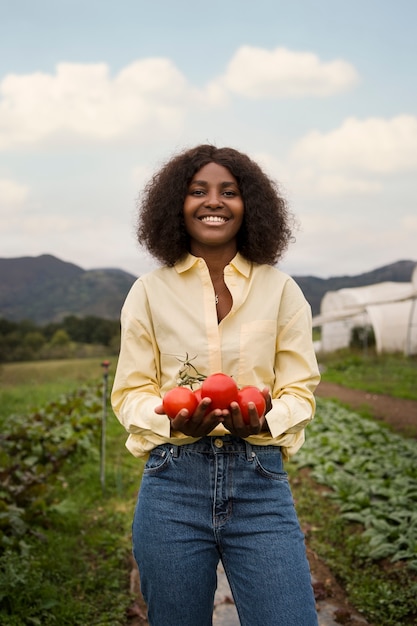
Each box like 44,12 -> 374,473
127,553 -> 370,626
316,380 -> 417,438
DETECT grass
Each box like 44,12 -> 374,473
0,357 -> 113,419
318,350 -> 417,401
2,453 -> 139,625
0,358 -> 141,625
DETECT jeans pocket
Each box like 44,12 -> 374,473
253,449 -> 288,481
143,446 -> 172,475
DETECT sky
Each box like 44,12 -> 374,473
1,0 -> 416,279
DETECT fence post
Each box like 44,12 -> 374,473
100,360 -> 110,493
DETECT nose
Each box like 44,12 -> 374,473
205,190 -> 223,208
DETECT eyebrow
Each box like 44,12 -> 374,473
189,180 -> 238,187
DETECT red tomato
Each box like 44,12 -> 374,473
194,388 -> 203,403
163,387 -> 198,419
194,388 -> 211,415
201,373 -> 238,410
237,386 -> 266,424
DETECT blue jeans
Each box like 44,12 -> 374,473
133,436 -> 318,626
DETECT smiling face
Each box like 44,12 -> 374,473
183,162 -> 244,259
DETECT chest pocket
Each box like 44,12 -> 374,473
238,320 -> 277,386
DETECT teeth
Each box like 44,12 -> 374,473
201,216 -> 227,223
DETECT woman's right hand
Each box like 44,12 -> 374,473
155,398 -> 226,437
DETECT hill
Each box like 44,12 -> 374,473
0,255 -> 415,323
293,259 -> 416,315
0,254 -> 136,323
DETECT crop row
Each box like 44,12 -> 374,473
293,399 -> 417,569
0,386 -> 102,552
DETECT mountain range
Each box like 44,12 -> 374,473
0,254 -> 416,324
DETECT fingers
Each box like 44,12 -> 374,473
261,387 -> 272,414
224,402 -> 262,436
170,399 -> 225,437
159,391 -> 271,437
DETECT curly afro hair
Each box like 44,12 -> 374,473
136,144 -> 294,266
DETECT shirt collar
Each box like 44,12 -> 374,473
175,252 -> 251,277
175,254 -> 200,274
229,253 -> 251,277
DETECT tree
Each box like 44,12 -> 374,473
50,329 -> 71,347
23,331 -> 46,352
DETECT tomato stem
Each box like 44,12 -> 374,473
176,353 -> 207,389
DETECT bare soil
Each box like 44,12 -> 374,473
316,380 -> 417,439
124,384 -> 417,625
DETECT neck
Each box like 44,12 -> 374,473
190,244 -> 237,276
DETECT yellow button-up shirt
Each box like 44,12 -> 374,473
111,253 -> 320,460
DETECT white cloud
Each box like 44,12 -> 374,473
0,59 -> 208,149
401,214 -> 417,232
282,209 -> 417,278
131,164 -> 154,189
291,115 -> 417,174
291,168 -> 381,196
251,151 -> 288,184
0,48 -> 359,150
312,173 -> 381,195
0,178 -> 29,207
18,214 -> 76,234
251,151 -> 380,198
213,46 -> 359,99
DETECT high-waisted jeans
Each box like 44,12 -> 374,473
132,435 -> 318,626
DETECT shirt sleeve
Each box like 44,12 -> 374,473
264,279 -> 321,440
111,280 -> 171,440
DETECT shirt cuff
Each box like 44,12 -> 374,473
123,396 -> 171,439
265,395 -> 313,438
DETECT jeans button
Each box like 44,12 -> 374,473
214,438 -> 224,448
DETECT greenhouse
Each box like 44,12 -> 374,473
313,264 -> 417,355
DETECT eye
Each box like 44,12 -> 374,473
223,190 -> 237,197
190,189 -> 205,196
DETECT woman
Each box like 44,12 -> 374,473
111,145 -> 320,625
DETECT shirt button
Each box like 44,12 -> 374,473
214,438 -> 224,448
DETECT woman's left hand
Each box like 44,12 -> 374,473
222,387 -> 272,437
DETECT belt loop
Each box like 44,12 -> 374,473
170,445 -> 179,458
244,441 -> 254,461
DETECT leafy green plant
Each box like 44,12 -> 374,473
0,386 -> 102,550
289,464 -> 417,625
289,398 -> 417,624
0,368 -> 140,625
295,400 -> 417,570
0,453 -> 138,626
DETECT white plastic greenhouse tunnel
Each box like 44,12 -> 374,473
313,264 -> 417,356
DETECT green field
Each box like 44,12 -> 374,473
0,358 -> 114,418
319,350 -> 417,401
1,355 -> 416,625
0,358 -> 140,625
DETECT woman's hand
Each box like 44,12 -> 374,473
222,387 -> 271,437
155,387 -> 272,438
155,398 -> 226,437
